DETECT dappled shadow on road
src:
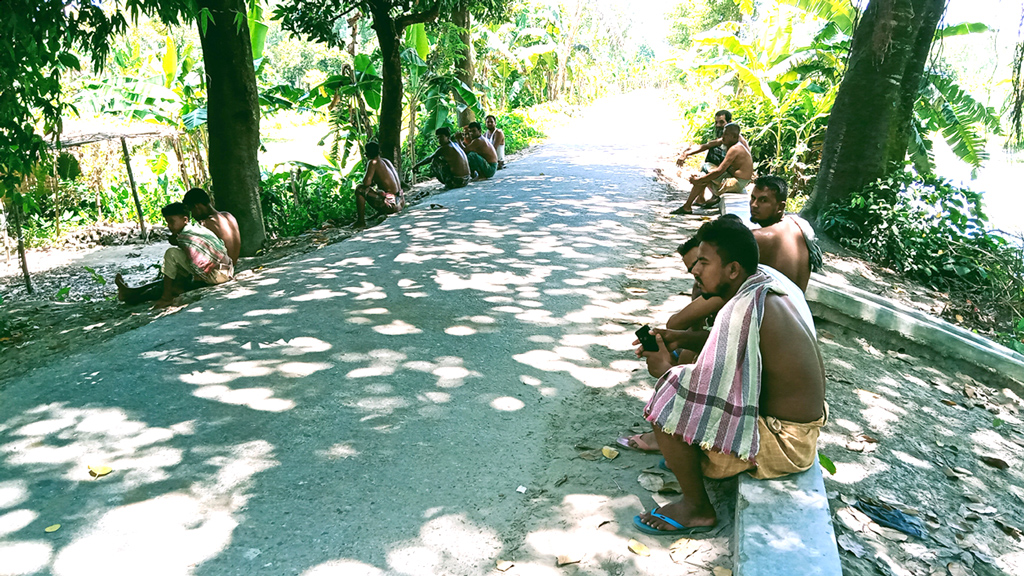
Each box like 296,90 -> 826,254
0,140 -> 721,575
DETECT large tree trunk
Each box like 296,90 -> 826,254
453,2 -> 476,127
196,0 -> 267,256
368,1 -> 440,171
801,0 -> 945,226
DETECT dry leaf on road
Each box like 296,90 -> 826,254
556,554 -> 581,566
602,446 -> 619,460
578,450 -> 601,461
979,456 -> 1009,470
837,534 -> 867,558
628,539 -> 651,557
88,465 -> 112,478
638,472 -> 665,492
712,567 -> 732,576
496,560 -> 514,572
44,524 -> 60,533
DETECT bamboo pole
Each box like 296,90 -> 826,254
1,200 -> 10,264
120,137 -> 147,239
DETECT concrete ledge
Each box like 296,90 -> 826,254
734,459 -> 842,576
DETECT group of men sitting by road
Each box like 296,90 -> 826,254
619,119 -> 828,534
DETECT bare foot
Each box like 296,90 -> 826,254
354,220 -> 367,229
638,500 -> 716,532
152,299 -> 175,309
115,273 -> 128,302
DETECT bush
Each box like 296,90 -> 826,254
822,165 -> 1024,352
260,163 -> 357,238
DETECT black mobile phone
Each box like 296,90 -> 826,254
635,325 -> 659,352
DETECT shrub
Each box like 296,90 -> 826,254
260,163 -> 357,238
822,165 -> 1024,352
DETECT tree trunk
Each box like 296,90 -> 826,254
120,137 -> 147,239
370,9 -> 404,170
196,0 -> 266,256
801,0 -> 945,225
453,2 -> 476,126
12,190 -> 32,294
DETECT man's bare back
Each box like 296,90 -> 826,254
199,211 -> 240,265
366,157 -> 402,196
441,142 -> 471,177
754,216 -> 811,290
465,135 -> 497,164
720,142 -> 753,181
759,293 -> 825,423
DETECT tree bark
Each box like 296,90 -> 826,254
368,1 -> 440,170
453,2 -> 476,127
801,0 -> 945,225
12,188 -> 32,294
196,0 -> 267,256
120,137 -> 147,239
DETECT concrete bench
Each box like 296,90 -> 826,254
733,457 -> 842,575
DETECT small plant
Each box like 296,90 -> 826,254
83,266 -> 107,285
55,287 -> 70,302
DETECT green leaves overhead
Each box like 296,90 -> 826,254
406,23 -> 430,61
934,22 -> 990,40
773,0 -> 856,35
162,36 -> 178,89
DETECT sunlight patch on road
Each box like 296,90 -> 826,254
490,396 -> 525,411
243,307 -> 295,317
444,325 -> 477,336
0,541 -> 51,575
301,559 -> 386,576
373,320 -> 422,335
192,385 -> 295,412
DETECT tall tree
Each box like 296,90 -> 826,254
801,0 -> 946,225
277,1 -> 509,169
453,1 -> 476,126
0,0 -> 267,257
196,0 -> 267,255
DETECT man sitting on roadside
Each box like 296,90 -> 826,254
182,188 -> 240,265
484,114 -> 507,169
672,123 -> 753,214
676,109 -> 749,171
746,175 -> 823,291
633,217 -> 827,535
464,121 -> 499,180
115,202 -> 234,308
413,127 -> 472,189
354,142 -> 405,228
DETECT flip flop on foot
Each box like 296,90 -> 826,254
616,434 -> 661,453
702,196 -> 722,208
670,205 -> 693,215
633,509 -> 715,536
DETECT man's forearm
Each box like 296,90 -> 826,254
671,329 -> 710,352
666,295 -> 725,330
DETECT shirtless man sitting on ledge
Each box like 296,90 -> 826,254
672,123 -> 753,215
633,217 -> 827,535
355,141 -> 404,228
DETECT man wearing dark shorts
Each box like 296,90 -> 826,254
355,142 -> 404,228
414,127 -> 472,189
464,121 -> 498,180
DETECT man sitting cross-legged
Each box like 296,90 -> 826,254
355,142 -> 405,228
672,123 -> 753,215
633,217 -> 827,535
484,114 -> 507,169
464,121 -> 499,180
413,127 -> 472,189
115,202 -> 234,308
182,187 -> 240,265
675,109 -> 749,172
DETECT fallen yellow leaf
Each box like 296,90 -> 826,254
556,554 -> 581,566
88,465 -> 112,478
628,539 -> 650,557
495,560 -> 514,572
45,524 -> 61,533
712,567 -> 732,576
602,446 -> 619,460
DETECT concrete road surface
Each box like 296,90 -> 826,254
0,92 -> 734,576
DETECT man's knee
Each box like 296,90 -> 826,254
162,247 -> 190,280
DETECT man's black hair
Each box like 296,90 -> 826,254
436,126 -> 451,137
485,114 -> 496,121
365,141 -> 380,159
754,175 -> 788,204
723,122 -> 741,135
700,215 -> 759,275
468,121 -> 482,131
161,202 -> 190,218
715,109 -> 732,122
677,233 -> 703,258
182,188 -> 210,207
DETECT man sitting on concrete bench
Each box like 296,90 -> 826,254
634,217 -> 827,535
115,202 -> 234,308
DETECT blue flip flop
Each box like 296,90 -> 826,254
633,509 -> 715,536
659,458 -> 669,471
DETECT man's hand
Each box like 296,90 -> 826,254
635,334 -> 675,379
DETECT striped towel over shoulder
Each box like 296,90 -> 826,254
643,269 -> 785,461
177,223 -> 231,282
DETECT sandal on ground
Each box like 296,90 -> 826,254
616,434 -> 661,453
633,509 -> 715,536
702,196 -> 722,208
670,205 -> 693,215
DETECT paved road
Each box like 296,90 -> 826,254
0,93 -> 729,576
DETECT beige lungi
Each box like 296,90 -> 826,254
702,403 -> 829,480
161,247 -> 233,285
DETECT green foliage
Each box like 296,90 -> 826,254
821,166 -> 1024,344
498,111 -> 544,155
818,453 -> 836,475
668,0 -> 745,50
260,163 -> 358,238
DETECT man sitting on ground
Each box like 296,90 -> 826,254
464,121 -> 499,180
182,188 -> 240,265
115,202 -> 234,308
484,114 -> 507,169
746,175 -> 822,291
413,127 -> 472,190
676,109 -> 749,170
672,123 -> 753,214
634,217 -> 827,535
355,142 -> 405,228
